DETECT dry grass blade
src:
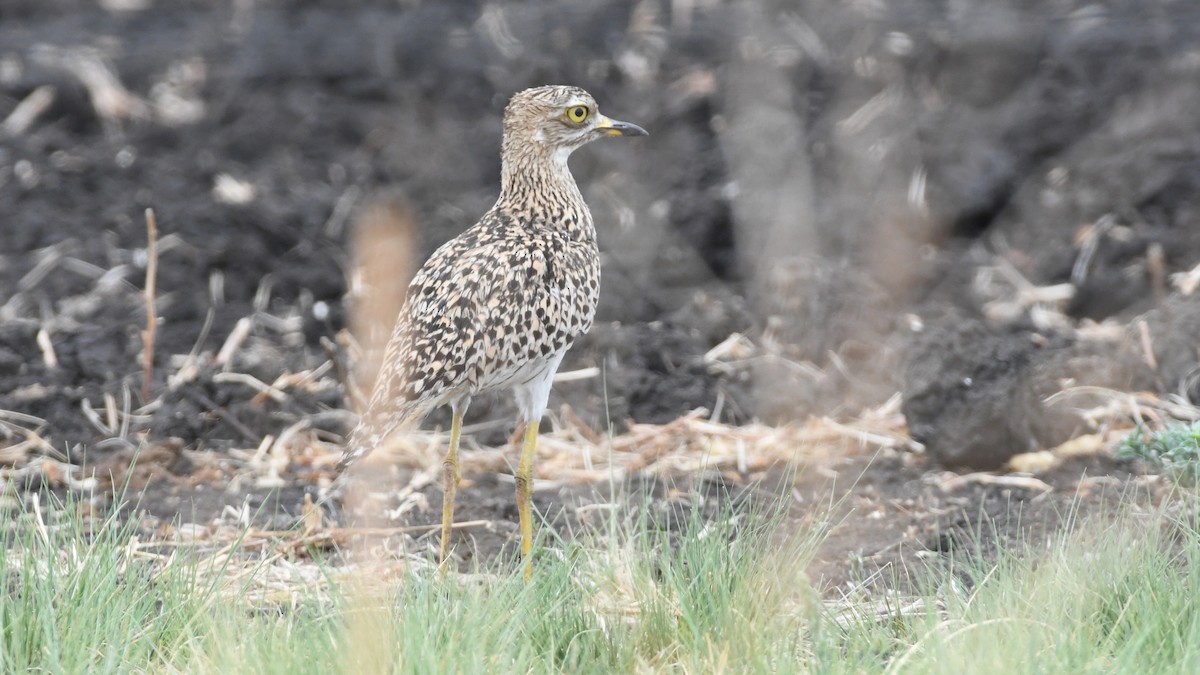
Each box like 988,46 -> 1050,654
348,400 -> 918,486
1,85 -> 56,136
215,316 -> 254,368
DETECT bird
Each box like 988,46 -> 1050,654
336,85 -> 646,579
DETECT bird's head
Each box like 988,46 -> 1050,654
502,85 -> 647,162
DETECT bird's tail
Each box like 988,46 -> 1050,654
335,397 -> 432,475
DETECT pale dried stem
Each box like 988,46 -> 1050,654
142,208 -> 159,401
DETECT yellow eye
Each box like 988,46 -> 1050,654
566,106 -> 589,123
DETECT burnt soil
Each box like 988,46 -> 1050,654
3,1 -> 1200,591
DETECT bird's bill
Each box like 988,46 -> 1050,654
595,115 -> 648,137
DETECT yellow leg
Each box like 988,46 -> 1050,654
515,419 -> 539,581
439,409 -> 464,571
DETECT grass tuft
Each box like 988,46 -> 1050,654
0,493 -> 209,673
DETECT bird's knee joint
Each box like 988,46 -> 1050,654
514,475 -> 530,495
443,462 -> 461,487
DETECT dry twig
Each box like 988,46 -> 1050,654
142,208 -> 159,401
36,329 -> 58,369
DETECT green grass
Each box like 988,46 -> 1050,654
0,495 -> 205,672
857,509 -> 1200,675
4,486 -> 1200,673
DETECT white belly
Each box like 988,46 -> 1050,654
479,348 -> 567,423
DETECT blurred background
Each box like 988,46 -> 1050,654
1,0 -> 1198,479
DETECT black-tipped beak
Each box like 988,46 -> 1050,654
595,115 -> 648,137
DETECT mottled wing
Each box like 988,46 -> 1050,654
363,213 -> 599,426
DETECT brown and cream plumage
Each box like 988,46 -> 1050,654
337,85 -> 646,577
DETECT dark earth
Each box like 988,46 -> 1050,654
2,0 -> 1199,591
